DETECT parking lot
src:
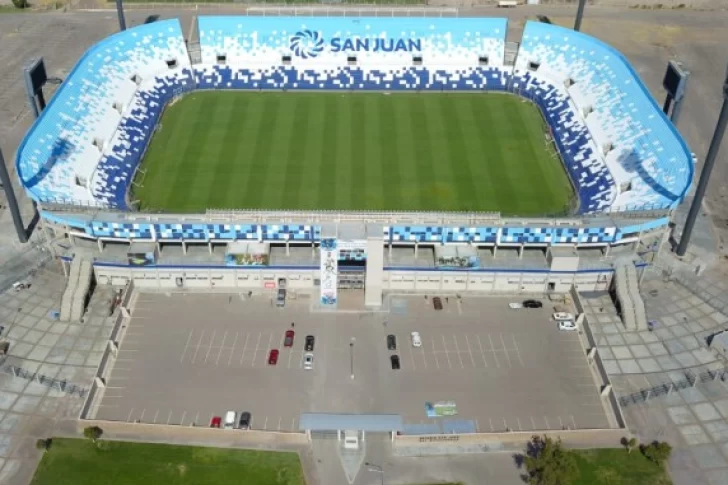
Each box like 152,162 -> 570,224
94,293 -> 612,433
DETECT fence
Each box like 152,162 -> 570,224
0,360 -> 87,398
618,367 -> 728,408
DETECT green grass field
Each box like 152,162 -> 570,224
30,438 -> 304,485
572,448 -> 672,485
135,92 -> 572,214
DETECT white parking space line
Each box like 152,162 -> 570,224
408,342 -> 416,370
489,418 -> 494,431
291,418 -> 296,432
453,335 -> 464,369
215,331 -> 228,366
252,333 -> 262,367
502,418 -> 508,431
240,333 -> 250,366
571,415 -> 577,429
500,334 -> 512,368
191,330 -> 205,364
475,419 -> 480,432
419,343 -> 427,370
265,333 -> 273,365
126,408 -> 135,422
544,416 -> 550,429
194,412 -> 200,426
263,416 -> 269,430
517,417 -> 523,431
277,417 -> 282,431
228,332 -> 239,366
530,416 -> 536,429
203,330 -> 217,364
153,409 -> 159,423
488,334 -> 500,368
511,334 -> 525,367
139,409 -> 146,422
464,334 -> 476,368
476,335 -> 488,368
558,416 -> 564,429
441,335 -> 452,369
287,345 -> 294,369
431,338 -> 440,369
179,411 -> 186,425
179,329 -> 193,364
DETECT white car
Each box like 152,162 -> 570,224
553,312 -> 575,321
558,320 -> 578,331
223,411 -> 237,430
411,331 -> 422,347
303,353 -> 314,370
509,302 -> 523,309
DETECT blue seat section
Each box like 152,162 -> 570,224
512,72 -> 615,213
194,65 -> 508,91
515,21 -> 692,211
15,19 -> 189,206
93,70 -> 195,208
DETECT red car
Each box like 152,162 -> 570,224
210,416 -> 221,428
268,349 -> 279,365
284,330 -> 295,348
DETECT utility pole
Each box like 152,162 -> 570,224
0,146 -> 28,243
115,0 -> 127,31
676,65 -> 728,256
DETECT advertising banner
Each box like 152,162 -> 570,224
320,238 -> 338,306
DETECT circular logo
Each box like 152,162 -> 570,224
290,30 -> 325,59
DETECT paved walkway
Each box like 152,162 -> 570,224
0,268 -> 117,485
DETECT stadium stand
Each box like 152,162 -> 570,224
16,17 -> 692,216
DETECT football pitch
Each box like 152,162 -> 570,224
135,92 -> 573,214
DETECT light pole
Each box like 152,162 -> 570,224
349,338 -> 355,380
574,0 -> 588,32
676,64 -> 728,256
365,462 -> 384,485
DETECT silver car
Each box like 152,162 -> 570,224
303,353 -> 314,370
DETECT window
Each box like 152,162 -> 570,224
216,54 -> 226,65
413,56 -> 423,66
347,56 -> 357,65
478,56 -> 489,66
282,55 -> 292,65
130,74 -> 141,85
527,61 -> 540,71
166,59 -> 178,69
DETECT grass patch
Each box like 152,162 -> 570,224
572,448 -> 672,485
30,438 -> 305,485
136,91 -> 571,215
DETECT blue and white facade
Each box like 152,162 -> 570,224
17,16 -> 690,291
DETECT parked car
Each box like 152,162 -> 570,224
305,335 -> 315,351
210,416 -> 222,428
239,412 -> 251,430
284,330 -> 295,347
276,289 -> 287,307
553,312 -> 575,321
223,411 -> 237,430
523,299 -> 543,309
411,331 -> 422,348
390,355 -> 400,370
433,297 -> 443,310
558,320 -> 578,331
387,334 -> 397,351
303,353 -> 314,370
268,349 -> 279,365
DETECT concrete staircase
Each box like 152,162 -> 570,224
60,258 -> 94,322
614,263 -> 648,331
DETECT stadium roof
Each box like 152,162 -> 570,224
298,413 -> 403,432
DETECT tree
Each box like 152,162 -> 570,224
523,435 -> 579,485
11,0 -> 28,9
83,426 -> 103,443
35,438 -> 51,451
642,441 -> 672,466
620,436 -> 638,454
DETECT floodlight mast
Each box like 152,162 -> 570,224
574,0 -> 588,32
116,0 -> 126,32
676,64 -> 728,257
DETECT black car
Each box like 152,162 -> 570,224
522,299 -> 543,309
387,334 -> 397,351
390,355 -> 400,370
305,335 -> 315,352
239,411 -> 251,430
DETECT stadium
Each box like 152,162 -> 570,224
15,15 -> 694,308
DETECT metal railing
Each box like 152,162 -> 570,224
618,367 -> 728,408
1,360 -> 87,398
